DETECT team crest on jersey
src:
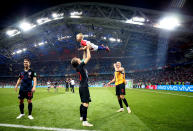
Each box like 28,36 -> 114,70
28,72 -> 32,78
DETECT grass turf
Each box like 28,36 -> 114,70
0,87 -> 193,131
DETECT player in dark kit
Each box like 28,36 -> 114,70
65,78 -> 69,92
71,45 -> 93,127
54,82 -> 58,93
15,58 -> 37,120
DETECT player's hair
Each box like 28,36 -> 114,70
24,58 -> 31,64
116,61 -> 122,67
116,61 -> 121,64
77,33 -> 84,38
71,58 -> 79,68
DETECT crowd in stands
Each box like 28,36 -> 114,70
0,77 -> 16,87
1,55 -> 188,77
131,64 -> 193,86
0,63 -> 192,88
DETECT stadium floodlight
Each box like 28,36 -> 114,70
154,16 -> 180,30
19,21 -> 36,31
22,48 -> 27,51
132,17 -> 146,22
37,18 -> 51,25
117,39 -> 121,42
109,37 -> 121,42
109,37 -> 116,42
16,50 -> 22,54
34,41 -> 47,47
70,11 -> 82,16
103,37 -> 107,40
52,13 -> 64,20
52,13 -> 58,18
6,29 -> 21,37
124,16 -> 146,25
125,19 -> 144,25
70,15 -> 81,18
38,42 -> 44,46
12,52 -> 16,55
70,11 -> 82,18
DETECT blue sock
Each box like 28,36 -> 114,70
98,45 -> 106,50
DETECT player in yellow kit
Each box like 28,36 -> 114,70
107,62 -> 131,113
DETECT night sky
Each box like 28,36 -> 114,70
0,0 -> 192,30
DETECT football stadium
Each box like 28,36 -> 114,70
0,0 -> 193,131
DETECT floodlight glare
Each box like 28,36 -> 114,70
70,11 -> 82,18
117,39 -> 121,42
19,21 -> 36,31
109,37 -> 121,42
125,19 -> 144,25
37,18 -> 51,25
38,42 -> 44,46
155,16 -> 180,30
52,13 -> 64,19
22,48 -> 27,51
16,50 -> 22,54
52,13 -> 58,18
109,37 -> 116,42
132,17 -> 145,22
70,15 -> 81,18
70,11 -> 82,16
6,29 -> 21,37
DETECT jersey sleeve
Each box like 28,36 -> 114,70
80,61 -> 86,67
76,62 -> 85,72
32,71 -> 37,78
18,73 -> 22,78
80,40 -> 87,46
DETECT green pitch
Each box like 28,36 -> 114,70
0,87 -> 193,131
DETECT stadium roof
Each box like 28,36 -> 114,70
0,2 -> 193,61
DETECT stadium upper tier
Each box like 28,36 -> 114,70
0,2 -> 193,77
0,2 -> 193,59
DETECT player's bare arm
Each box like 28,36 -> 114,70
32,77 -> 37,92
15,78 -> 21,92
84,45 -> 91,64
107,75 -> 116,85
83,48 -> 86,60
78,46 -> 87,51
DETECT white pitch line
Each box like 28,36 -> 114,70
0,123 -> 96,131
136,89 -> 193,97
